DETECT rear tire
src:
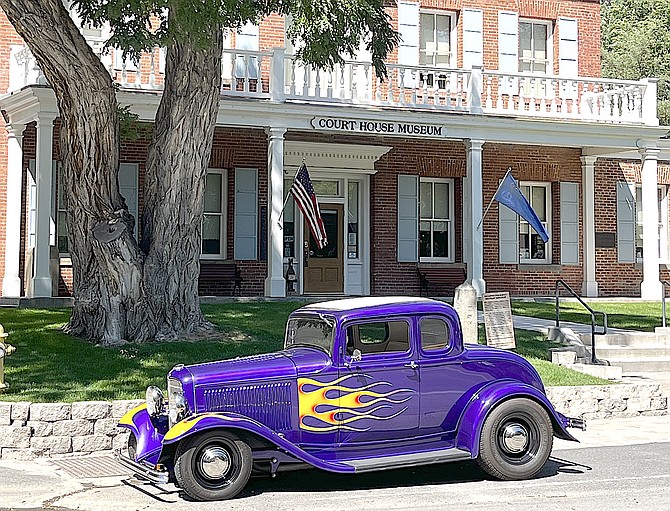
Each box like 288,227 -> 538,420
476,398 -> 553,480
174,430 -> 252,501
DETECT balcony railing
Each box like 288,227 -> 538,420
8,45 -> 659,126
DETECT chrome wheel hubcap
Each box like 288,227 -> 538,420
501,423 -> 529,454
199,446 -> 231,480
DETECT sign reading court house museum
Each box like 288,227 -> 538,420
311,117 -> 446,137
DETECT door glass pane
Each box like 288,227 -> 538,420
348,182 -> 359,259
432,221 -> 448,257
204,173 -> 222,213
310,209 -> 338,258
532,187 -> 546,221
420,14 -> 435,65
420,182 -> 432,218
436,15 -> 450,65
434,182 -> 449,219
354,321 -> 409,354
533,24 -> 547,59
519,23 -> 532,59
202,214 -> 221,254
419,221 -> 431,257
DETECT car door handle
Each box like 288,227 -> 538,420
404,361 -> 418,370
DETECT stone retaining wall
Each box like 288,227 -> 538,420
546,383 -> 668,420
0,383 -> 667,459
0,399 -> 142,460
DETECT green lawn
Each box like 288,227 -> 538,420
511,300 -> 663,331
0,303 -> 608,403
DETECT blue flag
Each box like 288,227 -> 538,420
494,172 -> 549,243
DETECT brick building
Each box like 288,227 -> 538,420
1,0 -> 669,300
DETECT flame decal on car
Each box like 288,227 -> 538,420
298,375 -> 414,432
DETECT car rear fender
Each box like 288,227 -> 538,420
162,412 -> 356,474
117,404 -> 165,464
455,380 -> 578,457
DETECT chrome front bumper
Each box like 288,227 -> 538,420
566,417 -> 587,431
114,449 -> 169,485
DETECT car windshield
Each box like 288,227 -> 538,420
284,315 -> 334,354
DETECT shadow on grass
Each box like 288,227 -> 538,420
0,303 -> 304,402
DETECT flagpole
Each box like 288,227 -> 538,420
477,167 -> 513,230
277,161 -> 305,227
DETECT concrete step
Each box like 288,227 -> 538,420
595,345 -> 670,359
579,332 -> 668,347
605,358 -> 670,373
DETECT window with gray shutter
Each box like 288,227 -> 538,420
463,8 -> 483,69
499,203 -> 519,264
560,182 -> 579,265
234,168 -> 258,260
498,11 -> 519,72
397,174 -> 419,262
617,181 -> 635,263
558,17 -> 578,77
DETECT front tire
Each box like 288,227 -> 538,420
476,398 -> 553,480
174,430 -> 252,501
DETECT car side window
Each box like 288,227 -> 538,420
420,317 -> 450,351
346,320 -> 410,355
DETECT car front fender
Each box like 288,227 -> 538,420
455,380 -> 578,458
117,404 -> 166,464
162,412 -> 356,474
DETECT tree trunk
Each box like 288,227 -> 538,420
1,0 -> 223,343
140,23 -> 225,341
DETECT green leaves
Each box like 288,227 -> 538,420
602,0 -> 670,124
69,0 -> 397,75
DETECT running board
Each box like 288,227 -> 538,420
341,448 -> 472,473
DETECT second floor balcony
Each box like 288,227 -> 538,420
7,44 -> 660,127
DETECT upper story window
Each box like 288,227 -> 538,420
519,182 -> 550,263
202,169 -> 227,259
419,178 -> 454,261
635,185 -> 668,263
518,20 -> 551,74
420,12 -> 455,68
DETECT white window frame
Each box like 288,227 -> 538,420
419,10 -> 458,69
519,181 -> 551,264
518,18 -> 553,75
635,184 -> 668,263
419,177 -> 455,262
201,168 -> 228,260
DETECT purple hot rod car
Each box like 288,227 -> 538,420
117,297 -> 584,501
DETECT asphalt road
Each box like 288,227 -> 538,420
2,439 -> 670,511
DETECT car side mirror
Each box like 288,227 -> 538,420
345,349 -> 362,368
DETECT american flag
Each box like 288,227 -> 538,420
290,164 -> 328,249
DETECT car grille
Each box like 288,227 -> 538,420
202,381 -> 293,431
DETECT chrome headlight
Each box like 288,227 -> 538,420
145,386 -> 164,416
168,378 -> 188,426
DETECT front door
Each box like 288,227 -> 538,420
303,204 -> 343,294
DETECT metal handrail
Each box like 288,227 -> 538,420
662,281 -> 670,328
555,279 -> 609,365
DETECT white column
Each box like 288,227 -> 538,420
581,156 -> 598,297
30,114 -> 56,297
639,145 -> 662,299
265,127 -> 286,297
2,123 -> 26,297
465,139 -> 485,296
